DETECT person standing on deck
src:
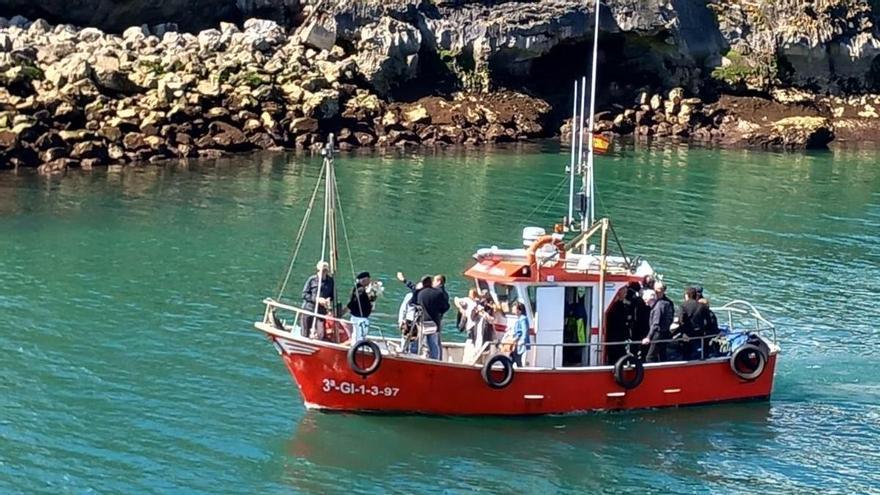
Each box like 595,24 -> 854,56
416,278 -> 449,360
433,274 -> 450,359
397,273 -> 432,354
346,272 -> 374,343
301,261 -> 335,339
502,302 -> 531,367
678,286 -> 710,360
397,272 -> 431,296
642,281 -> 674,362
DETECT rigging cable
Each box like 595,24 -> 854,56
276,161 -> 327,300
334,183 -> 389,345
523,175 -> 570,224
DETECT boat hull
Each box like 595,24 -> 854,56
273,336 -> 777,415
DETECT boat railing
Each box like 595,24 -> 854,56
259,297 -> 777,369
512,326 -> 774,369
715,299 -> 777,343
260,298 -> 406,346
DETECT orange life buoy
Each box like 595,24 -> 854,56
525,235 -> 566,267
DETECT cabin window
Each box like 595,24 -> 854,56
494,283 -> 519,313
475,278 -> 490,294
526,286 -> 538,313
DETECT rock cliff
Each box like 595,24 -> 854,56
0,0 -> 303,33
4,0 -> 878,95
1,1 -> 880,171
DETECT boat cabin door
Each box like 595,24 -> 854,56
563,286 -> 592,366
533,286 -> 565,368
533,286 -> 593,368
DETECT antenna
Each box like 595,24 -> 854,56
567,80 -> 578,229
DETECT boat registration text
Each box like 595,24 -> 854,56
322,379 -> 400,397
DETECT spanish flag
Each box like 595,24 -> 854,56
592,133 -> 611,155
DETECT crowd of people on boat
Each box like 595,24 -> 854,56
299,262 -> 717,366
606,276 -> 721,364
298,262 -> 531,364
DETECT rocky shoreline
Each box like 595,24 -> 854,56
1,8 -> 880,173
0,16 -> 560,173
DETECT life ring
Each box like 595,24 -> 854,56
613,353 -> 644,389
525,235 -> 567,267
347,340 -> 382,377
481,354 -> 515,389
730,343 -> 767,381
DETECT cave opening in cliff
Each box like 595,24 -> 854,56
520,34 -> 668,99
489,33 -> 671,127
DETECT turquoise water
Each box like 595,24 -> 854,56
1,144 -> 879,493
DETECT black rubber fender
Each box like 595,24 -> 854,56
347,340 -> 382,377
730,343 -> 767,381
613,353 -> 645,390
481,354 -> 515,389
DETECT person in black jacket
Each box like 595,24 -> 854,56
301,261 -> 334,339
642,281 -> 674,362
347,271 -> 374,342
700,297 -> 722,357
678,286 -> 712,360
432,274 -> 449,355
417,281 -> 450,360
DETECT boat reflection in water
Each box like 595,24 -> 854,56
281,403 -> 774,491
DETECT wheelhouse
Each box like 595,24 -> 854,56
464,219 -> 652,368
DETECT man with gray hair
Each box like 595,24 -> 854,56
301,261 -> 335,339
641,280 -> 674,362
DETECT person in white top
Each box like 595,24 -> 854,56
458,289 -> 496,363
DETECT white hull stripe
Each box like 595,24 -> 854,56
275,338 -> 319,356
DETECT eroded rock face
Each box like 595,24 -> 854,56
711,0 -> 880,93
354,16 -> 421,97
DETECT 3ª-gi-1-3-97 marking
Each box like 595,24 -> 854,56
322,378 -> 400,397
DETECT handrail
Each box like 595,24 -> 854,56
718,300 -> 775,327
715,300 -> 777,344
264,298 -> 354,326
260,297 -> 778,365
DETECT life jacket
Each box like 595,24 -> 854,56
565,317 -> 587,344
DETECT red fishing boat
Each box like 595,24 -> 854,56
254,0 -> 779,415
253,134 -> 779,415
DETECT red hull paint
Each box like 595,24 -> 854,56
276,337 -> 777,415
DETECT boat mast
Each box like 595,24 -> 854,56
317,134 -> 339,320
585,0 -> 601,227
587,0 -> 608,359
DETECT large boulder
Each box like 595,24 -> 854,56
208,121 -> 250,150
299,18 -> 336,52
44,53 -> 91,89
242,18 -> 286,52
91,55 -> 141,94
764,117 -> 835,149
302,89 -> 339,120
354,17 -> 421,96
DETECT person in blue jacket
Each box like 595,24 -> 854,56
503,302 -> 531,367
